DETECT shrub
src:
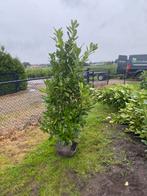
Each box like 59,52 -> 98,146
0,46 -> 27,95
26,67 -> 51,78
140,71 -> 147,89
41,20 -> 98,146
97,85 -> 132,110
97,84 -> 147,144
114,92 -> 147,144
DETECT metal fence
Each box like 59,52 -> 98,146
0,72 -> 140,138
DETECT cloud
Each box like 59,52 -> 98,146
0,0 -> 147,63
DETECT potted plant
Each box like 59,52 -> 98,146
41,20 -> 98,157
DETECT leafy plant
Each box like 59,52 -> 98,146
114,91 -> 147,144
97,84 -> 147,144
0,46 -> 27,95
140,71 -> 147,89
97,85 -> 132,110
41,20 -> 98,145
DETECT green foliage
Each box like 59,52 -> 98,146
26,67 -> 51,78
97,85 -> 132,110
0,46 -> 27,95
97,84 -> 147,144
140,71 -> 147,89
114,91 -> 147,144
41,20 -> 98,145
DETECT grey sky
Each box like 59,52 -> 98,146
0,0 -> 147,63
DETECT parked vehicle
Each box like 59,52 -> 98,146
116,54 -> 147,78
83,70 -> 108,81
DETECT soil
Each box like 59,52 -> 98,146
0,126 -> 47,166
80,127 -> 147,196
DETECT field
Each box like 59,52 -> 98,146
26,67 -> 51,78
85,63 -> 117,74
25,63 -> 117,79
0,82 -> 147,195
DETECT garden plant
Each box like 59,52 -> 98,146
41,20 -> 98,156
97,85 -> 147,144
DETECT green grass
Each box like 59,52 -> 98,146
0,103 -> 117,195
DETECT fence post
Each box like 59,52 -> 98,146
92,71 -> 95,87
107,71 -> 110,85
123,70 -> 126,85
86,69 -> 90,84
14,73 -> 19,92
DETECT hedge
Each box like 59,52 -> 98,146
0,47 -> 27,95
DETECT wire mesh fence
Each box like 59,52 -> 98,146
0,78 -> 47,138
0,72 -> 141,138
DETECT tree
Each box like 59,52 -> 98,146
41,20 -> 98,156
0,46 -> 27,95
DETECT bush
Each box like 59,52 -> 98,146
0,47 -> 27,95
97,85 -> 132,110
26,67 -> 51,78
114,92 -> 147,144
140,71 -> 147,89
97,85 -> 147,144
41,20 -> 98,146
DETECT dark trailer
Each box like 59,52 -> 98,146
116,54 -> 147,78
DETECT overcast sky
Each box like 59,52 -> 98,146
0,0 -> 147,64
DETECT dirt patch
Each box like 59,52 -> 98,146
80,129 -> 147,196
0,126 -> 48,167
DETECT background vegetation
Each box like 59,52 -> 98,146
84,63 -> 117,75
26,67 -> 51,78
0,46 -> 27,95
25,63 -> 117,80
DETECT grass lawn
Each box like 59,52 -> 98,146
0,103 -> 121,196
